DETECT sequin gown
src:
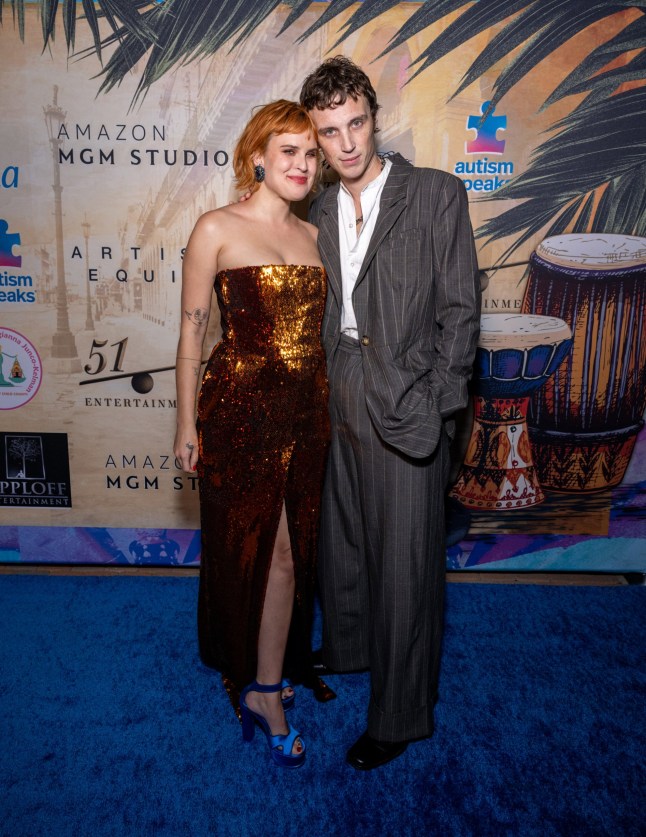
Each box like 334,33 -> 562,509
196,265 -> 330,712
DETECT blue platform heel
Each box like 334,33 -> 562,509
240,681 -> 305,768
281,678 -> 295,712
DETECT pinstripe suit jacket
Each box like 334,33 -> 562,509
310,160 -> 481,458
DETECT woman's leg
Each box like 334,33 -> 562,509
244,503 -> 303,754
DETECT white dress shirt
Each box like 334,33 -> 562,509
338,158 -> 392,338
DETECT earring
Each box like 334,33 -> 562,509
254,164 -> 265,183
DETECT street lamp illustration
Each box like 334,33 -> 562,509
81,214 -> 95,331
43,85 -> 81,372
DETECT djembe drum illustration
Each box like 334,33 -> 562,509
450,313 -> 572,510
522,233 -> 646,492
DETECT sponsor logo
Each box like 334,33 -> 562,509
0,432 -> 72,507
56,122 -> 228,168
79,336 -> 179,407
454,101 -> 515,193
0,220 -> 34,303
0,327 -> 42,409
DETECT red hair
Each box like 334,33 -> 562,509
233,100 -> 316,193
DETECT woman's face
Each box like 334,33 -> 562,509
255,130 -> 319,201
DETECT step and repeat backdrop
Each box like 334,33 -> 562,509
1,2 -> 644,570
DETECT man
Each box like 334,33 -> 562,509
300,57 -> 481,770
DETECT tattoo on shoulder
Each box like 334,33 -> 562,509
185,307 -> 209,326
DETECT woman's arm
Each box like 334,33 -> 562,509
173,213 -> 220,473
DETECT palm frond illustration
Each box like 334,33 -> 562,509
80,0 -> 285,101
0,0 -> 156,57
2,1 -> 645,254
544,14 -> 646,108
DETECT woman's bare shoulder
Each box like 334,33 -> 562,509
193,204 -> 236,230
189,204 -> 248,245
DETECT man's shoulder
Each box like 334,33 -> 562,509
403,166 -> 467,205
308,182 -> 338,218
391,159 -> 460,191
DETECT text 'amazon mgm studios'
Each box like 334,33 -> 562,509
57,121 -> 228,167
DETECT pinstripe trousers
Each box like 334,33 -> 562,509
319,335 -> 449,742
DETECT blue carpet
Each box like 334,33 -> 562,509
0,576 -> 644,837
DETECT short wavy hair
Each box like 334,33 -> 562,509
300,56 -> 380,125
233,99 -> 317,194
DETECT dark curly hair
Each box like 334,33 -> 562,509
300,56 -> 380,125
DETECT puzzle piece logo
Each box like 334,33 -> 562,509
0,219 -> 22,267
466,101 -> 506,155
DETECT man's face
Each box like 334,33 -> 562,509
308,94 -> 380,189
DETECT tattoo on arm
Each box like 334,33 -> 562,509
176,356 -> 202,378
185,307 -> 209,326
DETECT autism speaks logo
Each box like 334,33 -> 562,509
0,219 -> 36,304
454,101 -> 514,193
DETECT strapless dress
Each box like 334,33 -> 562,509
196,264 -> 330,712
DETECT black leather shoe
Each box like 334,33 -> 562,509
346,732 -> 408,770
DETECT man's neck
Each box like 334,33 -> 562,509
340,153 -> 384,200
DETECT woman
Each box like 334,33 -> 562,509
174,101 -> 330,768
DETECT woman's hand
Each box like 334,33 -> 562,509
233,190 -> 253,203
174,423 -> 199,473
